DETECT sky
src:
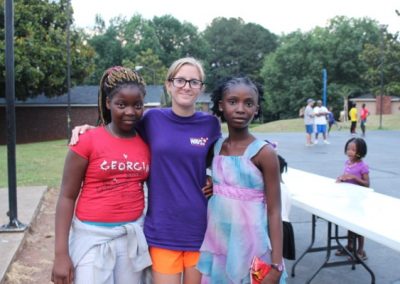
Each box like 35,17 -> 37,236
71,0 -> 399,35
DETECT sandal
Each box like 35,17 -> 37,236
357,251 -> 368,261
335,246 -> 352,256
347,251 -> 368,261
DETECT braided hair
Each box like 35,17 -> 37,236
211,76 -> 264,122
98,66 -> 146,125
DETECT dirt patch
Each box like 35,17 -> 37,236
4,187 -> 59,284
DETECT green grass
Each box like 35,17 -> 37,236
0,139 -> 68,188
1,113 -> 399,188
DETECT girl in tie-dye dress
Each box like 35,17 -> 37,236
197,77 -> 286,284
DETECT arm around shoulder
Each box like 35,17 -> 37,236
69,124 -> 96,146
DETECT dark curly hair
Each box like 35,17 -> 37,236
210,76 -> 264,122
344,137 -> 367,159
277,154 -> 288,174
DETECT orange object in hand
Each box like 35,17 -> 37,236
250,256 -> 271,284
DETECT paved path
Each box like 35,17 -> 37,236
0,186 -> 47,284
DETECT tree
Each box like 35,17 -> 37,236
360,28 -> 400,96
151,15 -> 209,66
86,14 -> 207,86
261,16 -> 385,120
122,48 -> 167,85
84,16 -> 125,84
261,31 -> 324,120
203,17 -> 278,91
121,14 -> 162,67
0,0 -> 94,99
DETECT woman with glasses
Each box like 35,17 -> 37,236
70,57 -> 221,284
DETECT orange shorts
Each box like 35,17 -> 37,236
149,247 -> 200,274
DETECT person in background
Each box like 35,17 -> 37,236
277,155 -> 296,261
327,106 -> 341,135
335,137 -> 370,261
69,57 -> 221,284
313,100 -> 329,144
52,67 -> 151,284
197,76 -> 286,283
360,103 -> 370,137
303,98 -> 315,146
349,103 -> 358,135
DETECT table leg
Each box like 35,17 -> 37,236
292,215 -> 376,284
291,214 -> 317,277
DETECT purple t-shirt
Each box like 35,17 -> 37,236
137,108 -> 221,250
343,159 -> 369,185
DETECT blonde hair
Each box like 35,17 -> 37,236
166,57 -> 205,82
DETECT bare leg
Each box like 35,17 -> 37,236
357,236 -> 365,253
361,122 -> 366,136
347,231 -> 355,250
306,133 -> 312,145
183,266 -> 202,284
152,270 -> 181,284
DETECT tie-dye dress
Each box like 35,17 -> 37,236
197,138 -> 286,284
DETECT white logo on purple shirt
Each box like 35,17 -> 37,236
190,137 -> 208,146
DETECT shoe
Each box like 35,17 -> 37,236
305,143 -> 313,147
357,251 -> 368,261
335,246 -> 352,256
323,140 -> 330,144
347,251 -> 368,261
313,140 -> 318,144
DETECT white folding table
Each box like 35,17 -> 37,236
283,168 -> 400,283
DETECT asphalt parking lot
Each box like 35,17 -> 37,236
253,130 -> 400,284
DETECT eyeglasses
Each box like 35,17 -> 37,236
169,78 -> 204,89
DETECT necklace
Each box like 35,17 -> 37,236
106,124 -> 136,138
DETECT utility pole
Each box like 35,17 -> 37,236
379,25 -> 385,129
66,0 -> 72,140
135,65 -> 156,85
1,0 -> 27,233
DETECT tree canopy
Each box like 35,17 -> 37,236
261,16 -> 400,119
1,3 -> 400,123
203,17 -> 278,90
0,0 -> 94,100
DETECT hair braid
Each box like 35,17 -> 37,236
97,66 -> 146,125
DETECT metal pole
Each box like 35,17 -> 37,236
66,0 -> 72,140
1,0 -> 27,232
322,68 -> 327,106
135,65 -> 156,85
379,26 -> 385,129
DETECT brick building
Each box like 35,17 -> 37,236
350,94 -> 400,115
0,85 -> 165,144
